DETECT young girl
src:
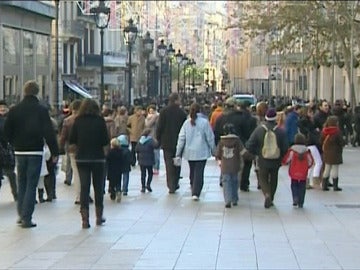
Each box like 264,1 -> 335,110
117,135 -> 132,196
282,133 -> 314,208
320,116 -> 345,191
135,129 -> 157,193
216,123 -> 246,208
106,138 -> 123,202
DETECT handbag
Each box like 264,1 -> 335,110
0,142 -> 15,168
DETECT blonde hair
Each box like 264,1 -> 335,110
276,111 -> 286,127
110,138 -> 119,148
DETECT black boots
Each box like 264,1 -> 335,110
333,178 -> 342,191
38,188 -> 45,203
96,207 -> 106,226
80,208 -> 90,229
322,177 -> 330,191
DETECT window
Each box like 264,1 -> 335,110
84,28 -> 88,54
63,43 -> 68,74
23,31 -> 34,65
90,29 -> 94,53
3,27 -> 19,64
70,43 -> 74,73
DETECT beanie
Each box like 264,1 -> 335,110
265,108 -> 277,121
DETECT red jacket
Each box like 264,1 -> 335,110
282,144 -> 314,181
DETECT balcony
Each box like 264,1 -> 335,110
60,20 -> 84,40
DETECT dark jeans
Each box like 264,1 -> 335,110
163,150 -> 181,192
121,172 -> 130,193
140,165 -> 153,187
291,179 -> 306,206
130,142 -> 137,166
77,161 -> 105,211
258,167 -> 279,201
16,155 -> 42,223
189,160 -> 207,197
240,160 -> 252,190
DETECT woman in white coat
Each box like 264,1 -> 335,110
175,103 -> 215,200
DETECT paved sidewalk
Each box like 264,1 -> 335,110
1,148 -> 360,270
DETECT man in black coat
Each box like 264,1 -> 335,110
4,80 -> 59,228
156,93 -> 187,193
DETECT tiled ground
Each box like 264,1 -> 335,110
1,147 -> 360,270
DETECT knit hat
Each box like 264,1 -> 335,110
117,134 -> 129,146
265,108 -> 277,121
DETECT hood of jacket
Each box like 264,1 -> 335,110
290,144 -> 308,154
139,135 -> 152,144
219,134 -> 239,147
322,126 -> 340,136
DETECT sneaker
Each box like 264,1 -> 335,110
110,193 -> 116,200
146,185 -> 152,192
21,221 -> 37,228
123,192 -> 128,196
116,191 -> 122,203
232,202 -> 238,206
225,203 -> 231,208
192,195 -> 199,201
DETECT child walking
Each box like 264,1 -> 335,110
216,123 -> 245,208
320,116 -> 345,191
135,129 -> 157,193
282,133 -> 314,208
106,138 -> 123,202
117,134 -> 132,196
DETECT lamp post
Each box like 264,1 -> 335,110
182,55 -> 188,93
167,44 -> 175,94
123,18 -> 138,106
191,59 -> 196,90
55,0 -> 59,110
157,39 -> 167,105
143,31 -> 154,99
175,49 -> 183,93
90,0 -> 110,107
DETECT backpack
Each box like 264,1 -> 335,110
288,150 -> 313,180
261,124 -> 280,159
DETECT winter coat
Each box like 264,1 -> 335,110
135,136 -> 156,166
59,114 -> 76,152
156,104 -> 187,152
69,114 -> 109,161
285,110 -> 299,145
119,146 -> 132,173
106,147 -> 123,180
175,114 -> 215,161
245,121 -> 289,169
320,126 -> 345,165
209,107 -> 223,130
114,114 -> 128,136
216,134 -> 244,174
104,116 -> 116,140
298,116 -> 321,151
145,113 -> 159,142
313,110 -> 330,131
282,144 -> 314,181
127,113 -> 145,142
4,95 -> 59,156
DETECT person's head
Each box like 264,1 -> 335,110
23,80 -> 39,96
216,100 -> 223,108
110,137 -> 120,148
134,106 -> 143,116
319,100 -> 329,113
117,134 -> 129,146
224,97 -> 236,109
294,133 -> 306,145
168,93 -> 180,105
324,115 -> 338,127
294,104 -> 302,114
223,123 -> 236,135
0,100 -> 8,116
265,108 -> 277,122
117,105 -> 127,116
70,99 -> 82,115
189,103 -> 201,126
256,101 -> 268,118
147,104 -> 156,115
77,98 -> 100,116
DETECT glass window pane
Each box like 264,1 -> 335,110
23,31 -> 34,65
3,27 -> 20,64
36,33 -> 49,66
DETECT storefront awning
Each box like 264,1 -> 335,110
64,80 -> 92,99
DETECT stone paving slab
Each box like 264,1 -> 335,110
0,147 -> 360,270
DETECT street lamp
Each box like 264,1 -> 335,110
90,0 -> 110,107
123,18 -> 138,106
190,59 -> 196,90
182,55 -> 188,94
167,43 -> 175,94
175,49 -> 183,93
143,31 -> 154,99
157,39 -> 167,105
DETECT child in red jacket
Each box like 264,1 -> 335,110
282,133 -> 314,208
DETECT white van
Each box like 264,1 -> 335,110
232,94 -> 257,106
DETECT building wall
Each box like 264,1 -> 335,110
0,1 -> 54,104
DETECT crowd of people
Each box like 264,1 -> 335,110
1,80 -> 359,229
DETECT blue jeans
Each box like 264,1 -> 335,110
291,179 -> 306,206
121,172 -> 130,193
222,173 -> 239,204
16,155 -> 42,223
153,149 -> 160,170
